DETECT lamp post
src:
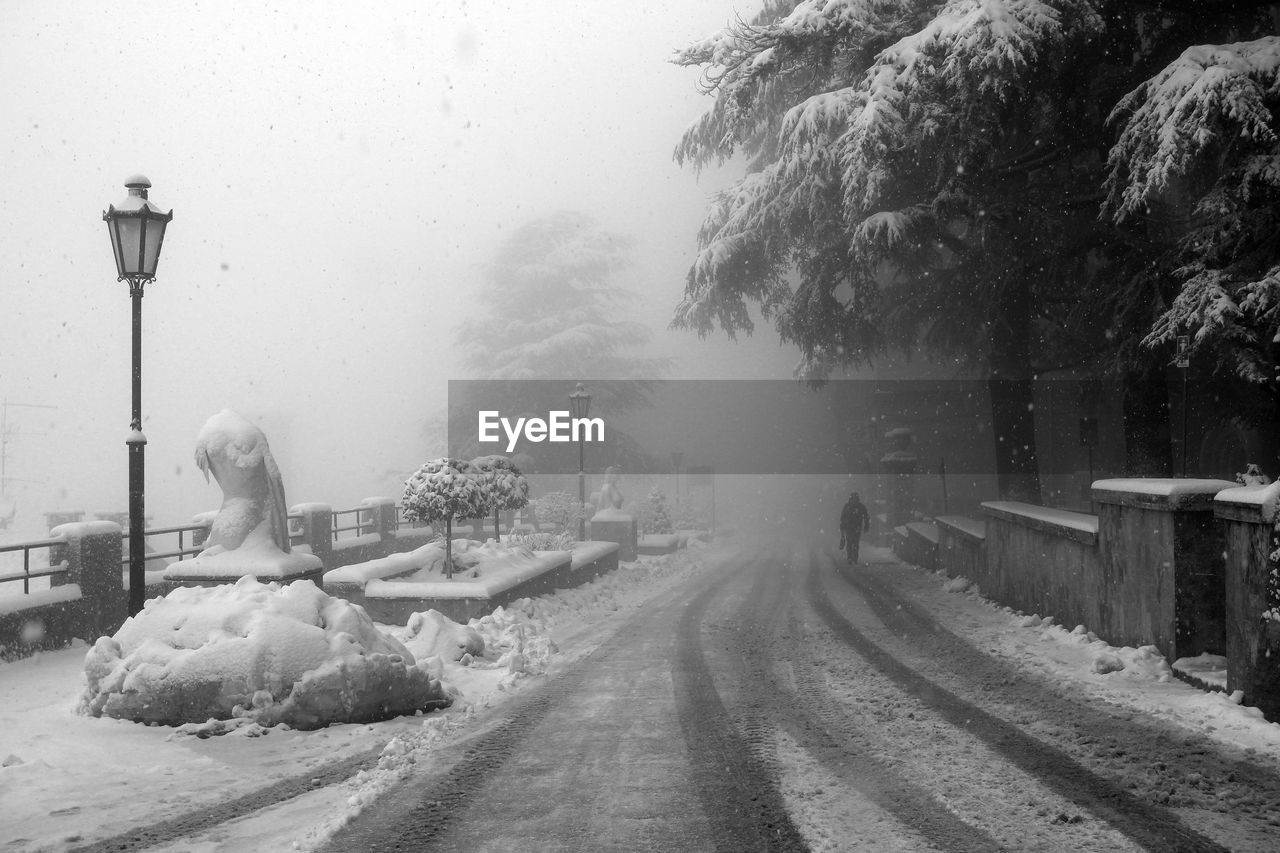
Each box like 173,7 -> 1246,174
1176,335 -> 1190,477
103,175 -> 172,616
671,451 -> 683,501
569,383 -> 592,540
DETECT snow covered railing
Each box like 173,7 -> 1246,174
1,522 -> 123,659
0,535 -> 68,595
119,520 -> 210,568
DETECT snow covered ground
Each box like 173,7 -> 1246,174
2,540 -> 1278,852
0,547 -> 709,852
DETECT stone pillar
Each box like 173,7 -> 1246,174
589,513 -> 638,561
50,520 -> 127,636
291,503 -> 333,568
1093,478 -> 1235,661
1215,482 -> 1280,719
360,497 -> 399,555
880,428 -> 917,527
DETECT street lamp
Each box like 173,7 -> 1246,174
671,451 -> 683,501
569,382 -> 592,540
103,175 -> 172,616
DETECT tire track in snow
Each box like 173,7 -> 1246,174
715,546 -> 1006,852
328,550 -> 805,851
672,550 -> 810,852
321,565 -> 724,851
836,552 -> 1280,849
66,745 -> 387,853
809,550 -> 1230,852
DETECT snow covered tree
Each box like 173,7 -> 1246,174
673,0 -> 1277,496
639,487 -> 674,534
527,490 -> 586,536
450,211 -> 668,474
1106,33 -> 1280,402
456,210 -> 667,392
401,458 -> 486,578
471,455 -> 530,542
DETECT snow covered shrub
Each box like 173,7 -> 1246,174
78,577 -> 450,729
527,490 -> 585,534
506,529 -> 575,551
471,455 -> 530,542
638,487 -> 673,534
402,457 -> 487,577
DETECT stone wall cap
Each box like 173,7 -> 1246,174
359,496 -> 398,507
936,515 -> 986,541
981,501 -> 1099,538
1214,480 -> 1280,522
289,502 -> 333,513
49,520 -> 118,538
1091,478 -> 1238,510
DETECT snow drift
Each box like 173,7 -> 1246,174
78,577 -> 450,728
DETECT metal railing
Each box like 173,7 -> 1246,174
332,506 -> 368,540
120,522 -> 210,566
0,538 -> 68,594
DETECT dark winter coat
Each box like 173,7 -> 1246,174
840,498 -> 870,535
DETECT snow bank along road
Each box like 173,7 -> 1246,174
320,546 -> 1280,852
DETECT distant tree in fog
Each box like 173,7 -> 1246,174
451,211 -> 669,473
457,210 -> 668,396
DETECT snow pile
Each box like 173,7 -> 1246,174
1173,652 -> 1229,691
1014,613 -> 1174,683
394,603 -> 558,683
470,603 -> 559,677
401,609 -> 485,663
78,577 -> 450,729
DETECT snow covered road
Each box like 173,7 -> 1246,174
318,545 -> 1280,852
7,539 -> 1280,851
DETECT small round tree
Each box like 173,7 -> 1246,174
640,486 -> 673,535
402,457 -> 486,578
472,455 -> 530,542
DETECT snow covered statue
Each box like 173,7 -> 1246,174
589,466 -> 637,560
594,465 -> 626,514
164,409 -> 322,584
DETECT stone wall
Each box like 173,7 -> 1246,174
927,480 -> 1233,665
1214,482 -> 1280,718
935,515 -> 985,581
980,501 -> 1103,633
1093,480 -> 1232,661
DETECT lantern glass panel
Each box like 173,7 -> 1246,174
115,217 -> 143,276
107,220 -> 126,278
141,217 -> 166,276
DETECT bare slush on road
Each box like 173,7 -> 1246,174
322,544 -> 1280,852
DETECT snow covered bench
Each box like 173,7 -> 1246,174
325,540 -> 620,625
637,534 -> 681,556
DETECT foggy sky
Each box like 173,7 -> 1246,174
0,0 -> 801,527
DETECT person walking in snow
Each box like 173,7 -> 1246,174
839,492 -> 870,565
